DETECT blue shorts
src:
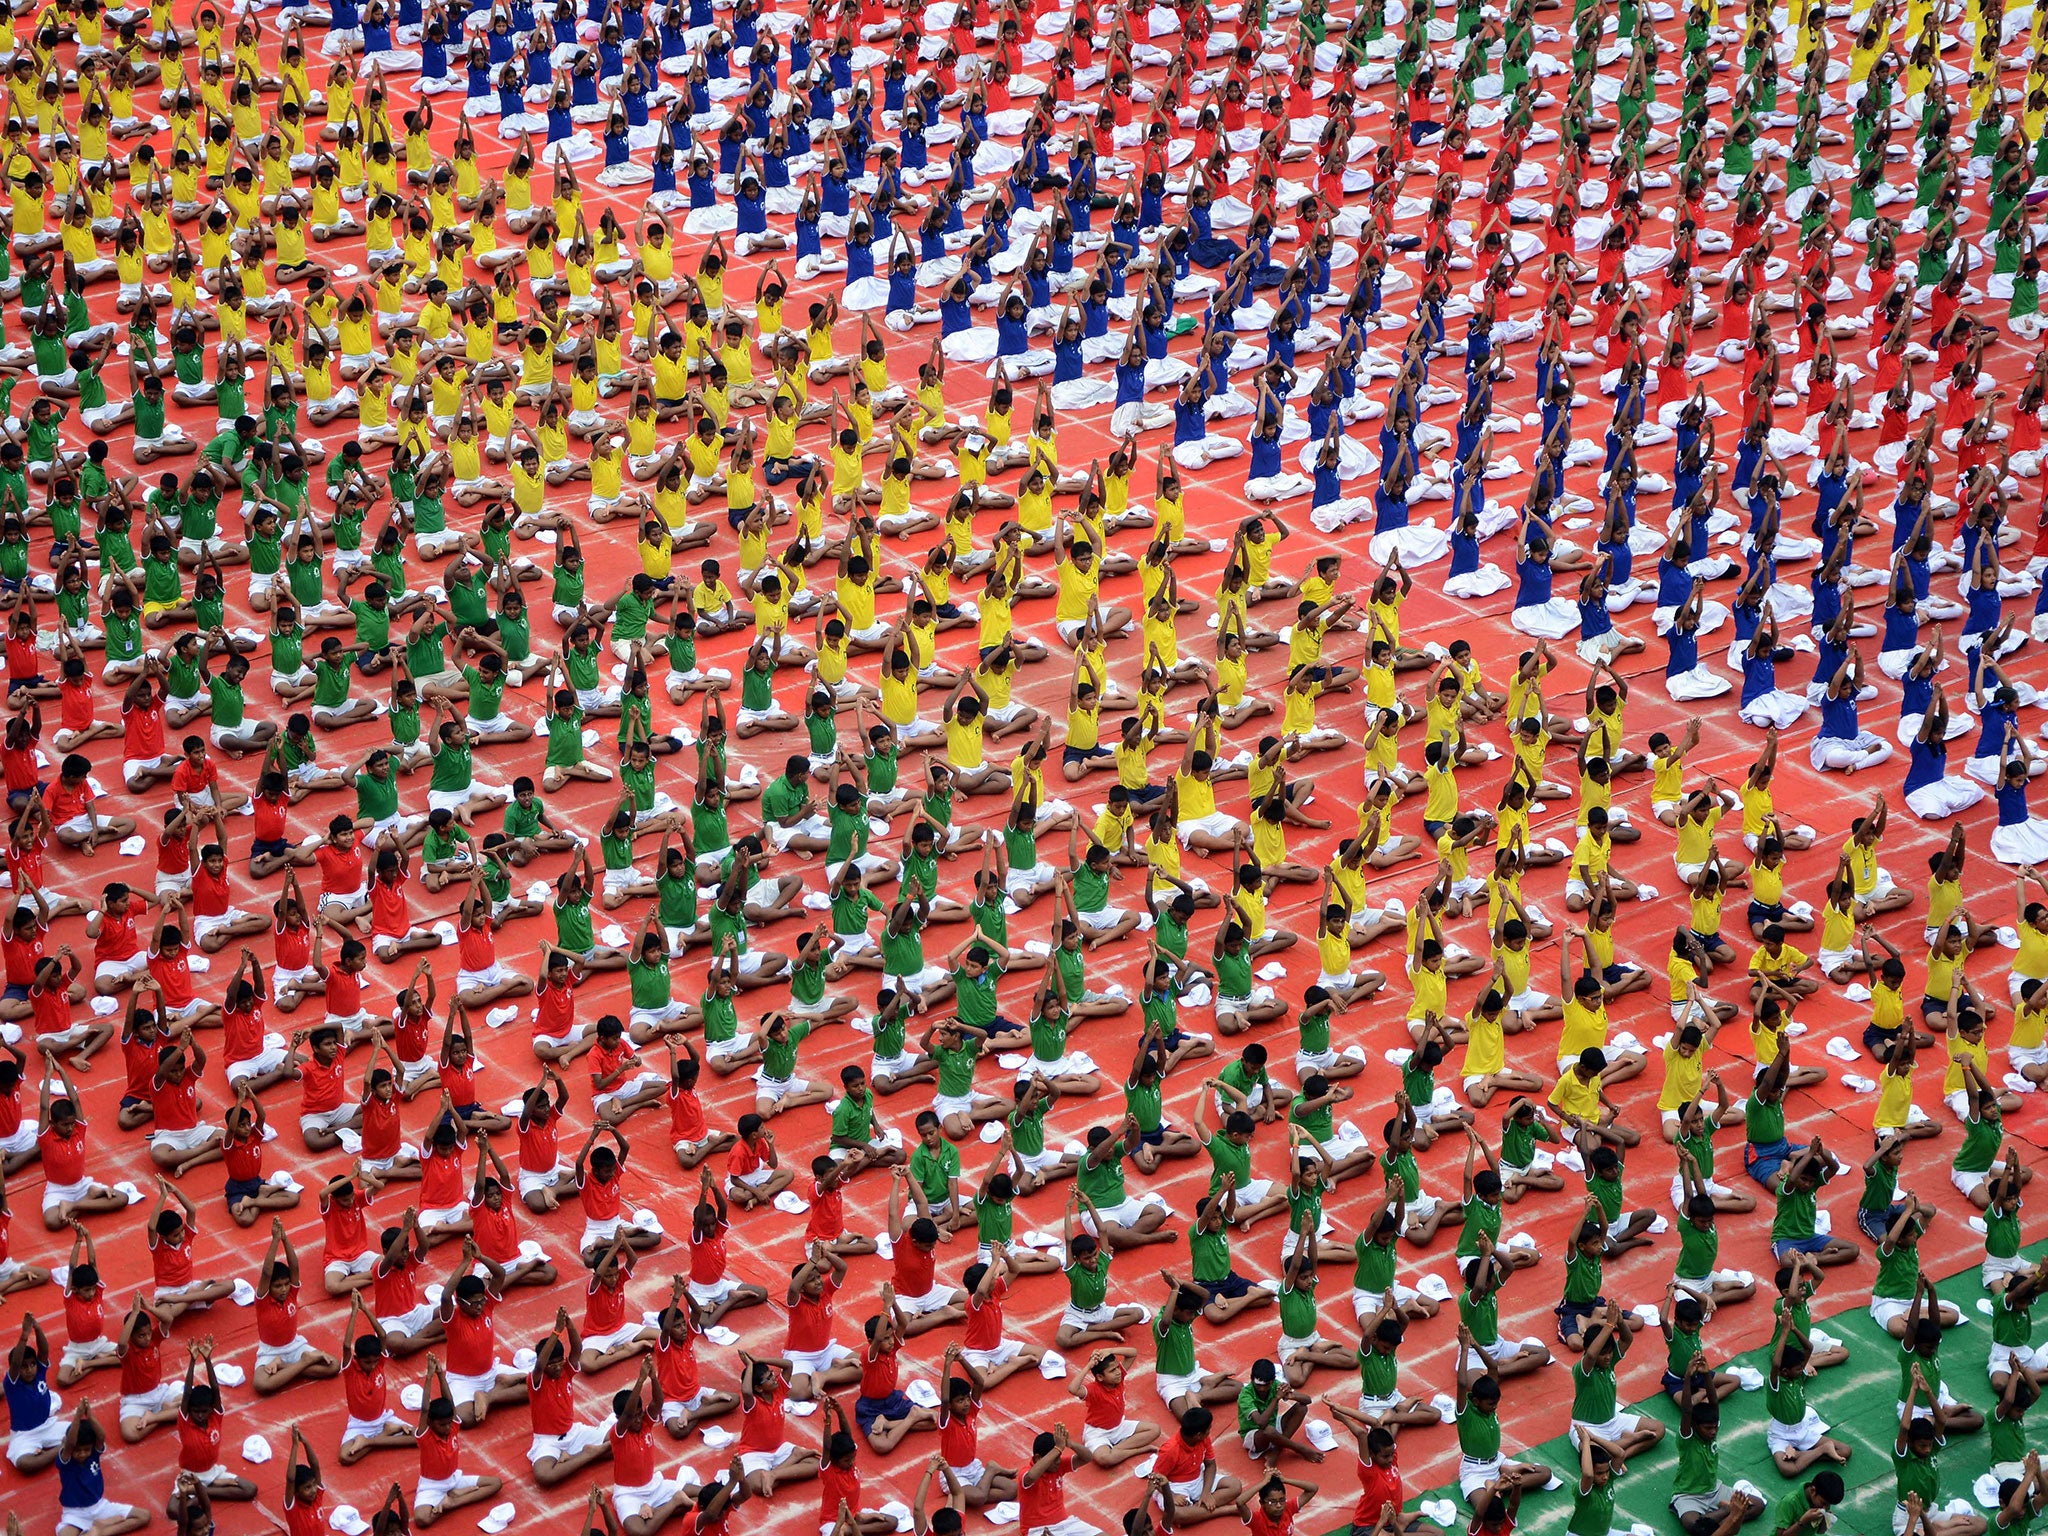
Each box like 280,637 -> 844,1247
1771,1235 -> 1832,1259
1200,1273 -> 1252,1302
1745,1137 -> 1793,1187
1062,744 -> 1112,767
251,837 -> 289,859
1,983 -> 27,1003
224,1177 -> 263,1206
1746,900 -> 1784,930
1555,1296 -> 1604,1341
5,674 -> 41,694
853,1391 -> 914,1438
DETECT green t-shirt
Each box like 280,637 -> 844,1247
761,1020 -> 811,1081
355,769 -> 399,822
1205,1133 -> 1251,1194
1190,1219 -> 1230,1284
350,598 -> 391,650
909,1140 -> 959,1206
1771,1167 -> 1826,1242
933,1040 -> 978,1097
1078,1138 -> 1128,1209
555,893 -> 595,952
1065,1251 -> 1111,1311
1672,1428 -> 1719,1498
1152,1308 -> 1196,1376
1893,1448 -> 1939,1510
830,1090 -> 874,1144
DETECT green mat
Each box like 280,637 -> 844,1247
1349,1242 -> 2048,1536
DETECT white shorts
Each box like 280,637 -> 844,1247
415,1471 -> 484,1509
225,1036 -> 289,1083
58,1498 -> 140,1535
147,1123 -> 216,1153
93,954 -> 149,986
444,1362 -> 515,1408
612,1474 -> 684,1523
323,1250 -> 380,1282
527,1419 -> 613,1465
1766,1407 -> 1827,1456
1155,1368 -> 1205,1405
898,1284 -> 959,1316
961,1339 -> 1022,1373
787,1342 -> 855,1377
256,1336 -> 314,1368
120,1382 -> 181,1421
41,1176 -> 97,1214
1082,1420 -> 1142,1456
8,1414 -> 68,1465
738,1442 -> 799,1477
1178,812 -> 1243,848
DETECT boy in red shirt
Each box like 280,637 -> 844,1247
413,1356 -> 503,1522
251,1219 -> 341,1394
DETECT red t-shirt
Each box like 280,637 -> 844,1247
417,1423 -> 461,1482
343,1355 -> 388,1422
939,1399 -> 979,1467
610,1419 -> 656,1487
443,1301 -> 499,1377
1,921 -> 46,987
176,1409 -> 223,1472
1018,1451 -> 1069,1531
94,908 -> 139,965
963,1278 -> 1007,1351
528,1363 -> 579,1437
317,837 -> 365,895
255,1286 -> 301,1347
655,1329 -> 700,1402
321,1192 -> 371,1264
38,1122 -> 86,1187
1249,1496 -> 1299,1536
1351,1459 -> 1404,1531
785,1277 -> 837,1354
818,1464 -> 862,1527
1082,1378 -> 1124,1431
1153,1433 -> 1212,1484
119,1315 -> 164,1396
740,1376 -> 786,1450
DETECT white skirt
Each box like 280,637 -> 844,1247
1905,775 -> 1987,821
1991,817 -> 2048,866
1666,664 -> 1731,701
1367,521 -> 1451,566
1739,689 -> 1812,730
1444,564 -> 1510,599
1510,597 -> 1580,639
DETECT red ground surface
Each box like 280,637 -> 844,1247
5,0 -> 2048,1535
